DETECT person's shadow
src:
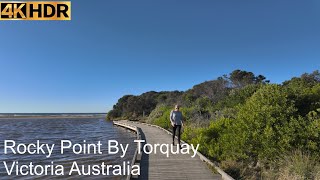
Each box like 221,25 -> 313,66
134,128 -> 149,180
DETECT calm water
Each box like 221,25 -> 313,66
0,118 -> 136,180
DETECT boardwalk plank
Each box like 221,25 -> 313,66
122,121 -> 221,180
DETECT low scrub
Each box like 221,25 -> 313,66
262,150 -> 320,180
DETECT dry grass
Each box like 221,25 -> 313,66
220,160 -> 261,180
220,150 -> 320,180
262,150 -> 320,180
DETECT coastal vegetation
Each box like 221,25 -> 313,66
107,69 -> 320,179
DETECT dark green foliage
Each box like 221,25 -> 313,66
283,70 -> 320,116
107,69 -> 267,120
106,91 -> 183,120
108,69 -> 320,179
228,69 -> 269,88
213,84 -> 261,111
185,77 -> 229,104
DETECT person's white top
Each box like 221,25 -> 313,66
170,110 -> 182,125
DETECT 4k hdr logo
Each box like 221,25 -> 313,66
0,1 -> 71,20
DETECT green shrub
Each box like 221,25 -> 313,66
150,106 -> 172,129
231,84 -> 298,162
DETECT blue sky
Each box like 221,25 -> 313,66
0,0 -> 319,113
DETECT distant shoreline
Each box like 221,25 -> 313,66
0,115 -> 106,119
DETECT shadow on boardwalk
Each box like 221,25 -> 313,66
136,129 -> 150,180
126,121 -> 222,180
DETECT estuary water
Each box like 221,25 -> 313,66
0,118 -> 136,180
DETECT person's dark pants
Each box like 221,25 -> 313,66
172,125 -> 181,145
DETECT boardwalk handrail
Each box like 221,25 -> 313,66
113,121 -> 141,180
128,120 -> 235,180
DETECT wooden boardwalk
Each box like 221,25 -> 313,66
116,120 -> 222,180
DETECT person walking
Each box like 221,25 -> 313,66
170,104 -> 183,146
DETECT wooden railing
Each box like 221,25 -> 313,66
113,121 -> 141,180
